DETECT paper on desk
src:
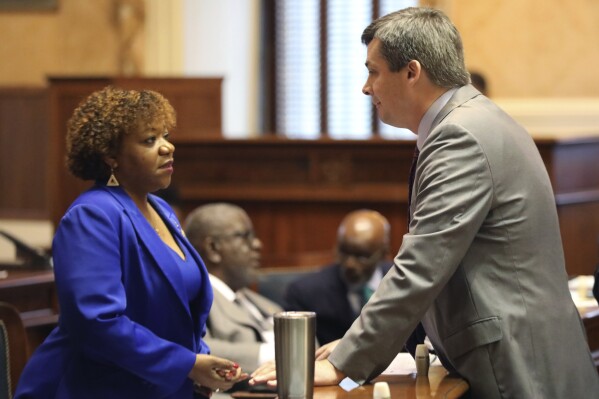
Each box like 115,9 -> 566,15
381,352 -> 441,375
569,275 -> 598,310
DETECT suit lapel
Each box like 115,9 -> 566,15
104,188 -> 190,316
241,288 -> 281,317
330,265 -> 357,320
213,289 -> 266,339
149,195 -> 214,319
408,85 -> 482,223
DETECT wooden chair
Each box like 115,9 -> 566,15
0,302 -> 29,398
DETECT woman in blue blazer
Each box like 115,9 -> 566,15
15,87 -> 247,398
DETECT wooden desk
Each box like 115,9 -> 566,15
0,267 -> 58,352
305,367 -> 468,399
229,367 -> 467,399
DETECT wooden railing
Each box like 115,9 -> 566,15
2,80 -> 599,275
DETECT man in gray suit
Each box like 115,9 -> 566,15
251,7 -> 599,398
184,203 -> 282,375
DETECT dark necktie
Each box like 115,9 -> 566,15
404,145 -> 427,358
407,146 -> 420,226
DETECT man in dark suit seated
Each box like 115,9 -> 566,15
284,209 -> 392,344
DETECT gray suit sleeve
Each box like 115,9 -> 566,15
328,124 -> 494,383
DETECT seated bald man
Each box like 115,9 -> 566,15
184,203 -> 283,376
284,209 -> 393,344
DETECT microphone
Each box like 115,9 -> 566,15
0,229 -> 52,269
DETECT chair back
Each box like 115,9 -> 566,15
0,302 -> 29,399
255,266 -> 319,308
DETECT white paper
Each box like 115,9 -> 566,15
339,377 -> 360,391
381,352 -> 441,375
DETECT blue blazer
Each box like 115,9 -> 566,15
15,185 -> 213,399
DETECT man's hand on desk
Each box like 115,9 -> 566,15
315,339 -> 340,360
248,361 -> 276,387
248,359 -> 345,387
315,360 -> 346,385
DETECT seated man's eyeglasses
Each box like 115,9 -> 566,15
213,230 -> 256,243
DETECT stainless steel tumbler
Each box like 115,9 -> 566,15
274,311 -> 316,399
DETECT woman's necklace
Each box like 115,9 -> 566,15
144,206 -> 163,237
152,215 -> 164,238
144,204 -> 185,260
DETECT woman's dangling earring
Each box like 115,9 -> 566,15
107,167 -> 120,187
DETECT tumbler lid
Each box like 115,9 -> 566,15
274,311 -> 316,319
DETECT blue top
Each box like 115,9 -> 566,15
15,185 -> 213,399
171,235 -> 202,303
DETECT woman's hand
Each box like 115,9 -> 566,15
315,339 -> 340,360
188,354 -> 248,392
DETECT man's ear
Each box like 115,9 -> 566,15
203,237 -> 222,263
406,59 -> 422,81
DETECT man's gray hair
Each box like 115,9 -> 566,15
184,202 -> 242,244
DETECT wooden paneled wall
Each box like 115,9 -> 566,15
167,135 -> 599,276
0,88 -> 49,218
2,79 -> 599,276
46,77 -> 223,224
171,136 -> 415,268
538,136 -> 599,277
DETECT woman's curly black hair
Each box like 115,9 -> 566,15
66,86 -> 176,181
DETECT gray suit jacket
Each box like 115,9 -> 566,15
329,85 -> 599,398
205,287 -> 282,373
